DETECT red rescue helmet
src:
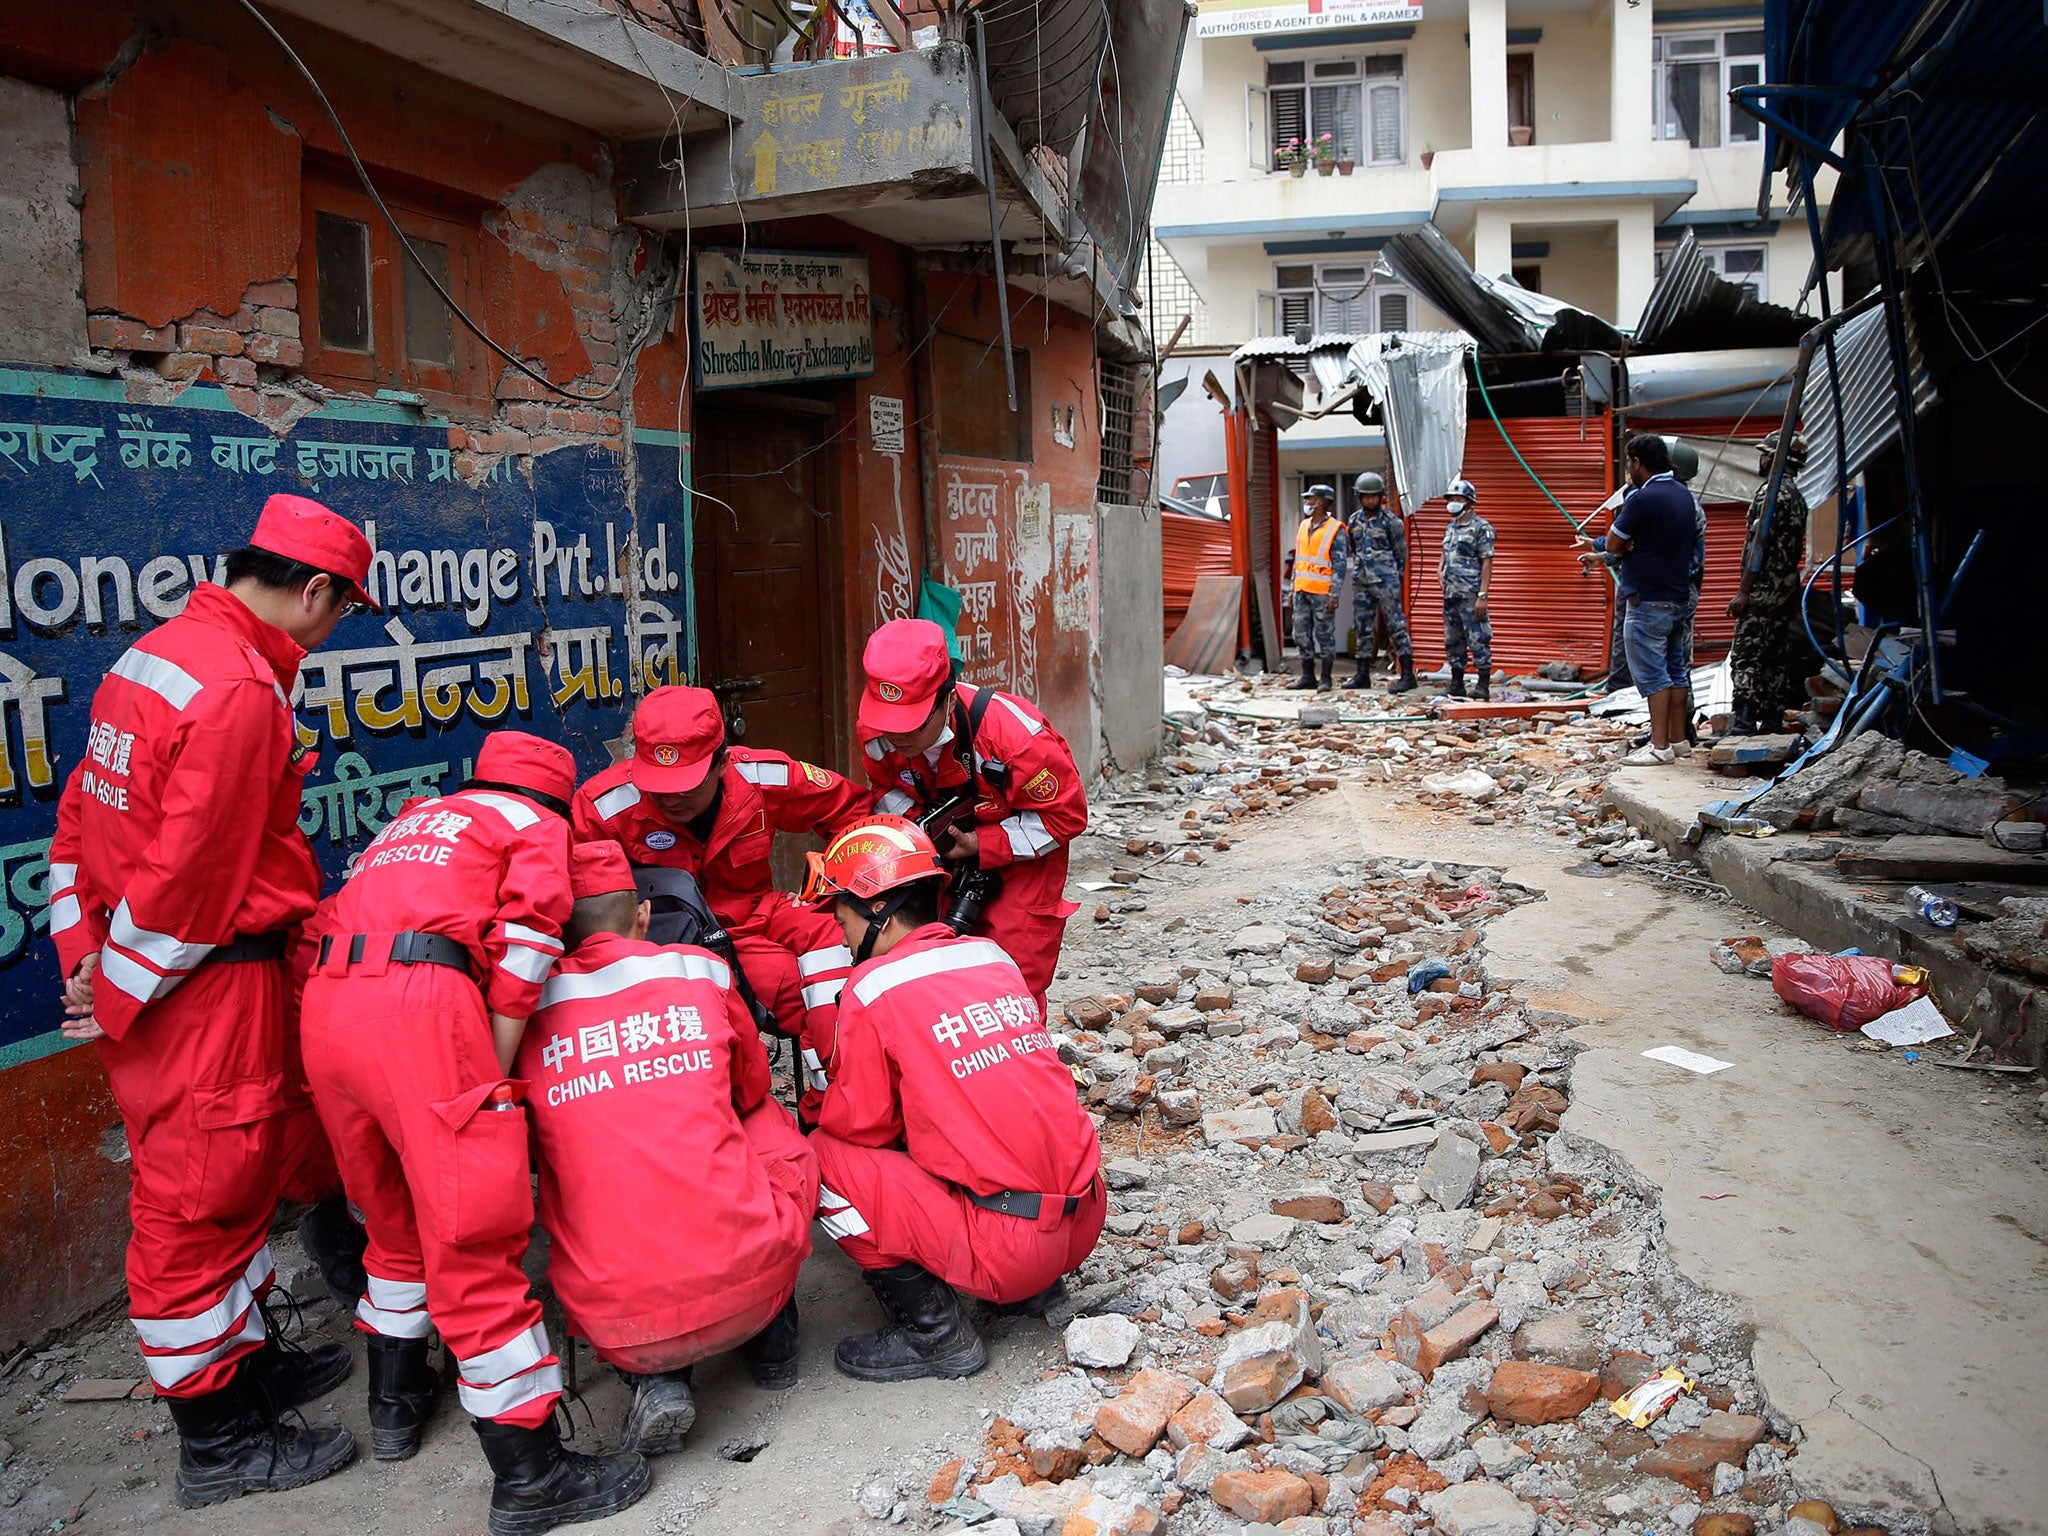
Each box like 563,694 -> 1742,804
800,815 -> 946,907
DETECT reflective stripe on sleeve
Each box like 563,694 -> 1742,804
734,760 -> 791,786
110,648 -> 203,711
593,781 -> 642,821
876,788 -> 916,816
797,945 -> 852,977
49,894 -> 81,934
801,978 -> 845,1011
816,1182 -> 870,1239
998,810 -> 1057,860
800,1046 -> 830,1091
110,900 -> 214,976
503,922 -> 563,954
993,693 -> 1043,734
538,949 -> 730,1007
99,944 -> 183,1005
499,945 -> 556,985
864,737 -> 888,761
850,939 -> 1014,1006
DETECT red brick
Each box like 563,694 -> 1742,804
1208,1470 -> 1314,1525
1094,1369 -> 1197,1457
87,314 -> 172,352
1599,1351 -> 1659,1401
1692,1517 -> 1756,1536
1470,1061 -> 1525,1090
1393,1301 -> 1497,1380
926,1457 -> 965,1504
1485,1359 -> 1601,1425
214,355 -> 259,386
242,280 -> 298,308
254,306 -> 300,338
1165,1390 -> 1250,1451
1271,1194 -> 1345,1223
1636,1413 -> 1768,1495
1358,1180 -> 1396,1214
244,333 -> 302,368
1296,957 -> 1335,984
151,351 -> 208,381
179,323 -> 243,356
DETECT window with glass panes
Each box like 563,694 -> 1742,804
1655,241 -> 1768,301
1652,28 -> 1765,148
1262,54 -> 1405,169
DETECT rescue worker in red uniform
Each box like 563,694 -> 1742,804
46,495 -> 378,1506
799,818 -> 1105,1381
855,620 -> 1087,1009
301,731 -> 650,1536
572,686 -> 868,1119
519,842 -> 819,1453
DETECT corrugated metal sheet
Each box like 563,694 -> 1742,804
1162,508 -> 1234,642
1634,231 -> 1814,352
1248,418 -> 1282,670
1793,301 -> 1938,507
1379,225 -> 1625,355
1405,416 -> 1616,673
1620,347 -> 1801,423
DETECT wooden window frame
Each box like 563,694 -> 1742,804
300,166 -> 487,404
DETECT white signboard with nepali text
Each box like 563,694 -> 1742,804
693,248 -> 876,391
1195,0 -> 1421,38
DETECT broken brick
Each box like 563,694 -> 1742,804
1485,1359 -> 1601,1425
1208,1469 -> 1315,1525
1094,1369 -> 1198,1457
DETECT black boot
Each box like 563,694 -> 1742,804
834,1264 -> 987,1383
1287,658 -> 1317,690
1341,655 -> 1372,689
616,1367 -> 695,1455
744,1297 -> 800,1390
167,1367 -> 356,1509
1389,657 -> 1418,694
1316,658 -> 1334,693
1447,668 -> 1467,698
473,1415 -> 650,1536
989,1277 -> 1067,1318
367,1335 -> 441,1461
245,1297 -> 353,1411
1726,697 -> 1762,736
298,1197 -> 368,1303
1475,671 -> 1491,701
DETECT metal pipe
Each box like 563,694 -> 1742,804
971,10 -> 1018,412
1802,158 -> 1854,659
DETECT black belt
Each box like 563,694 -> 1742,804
968,1188 -> 1083,1220
318,930 -> 473,976
212,930 -> 290,964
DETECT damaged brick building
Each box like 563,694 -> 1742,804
0,0 -> 1184,1348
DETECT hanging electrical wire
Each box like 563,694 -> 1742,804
234,0 -> 630,405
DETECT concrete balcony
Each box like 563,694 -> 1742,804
1152,163 -> 1436,248
1427,138 -> 1697,231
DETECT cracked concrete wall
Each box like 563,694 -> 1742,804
0,77 -> 88,367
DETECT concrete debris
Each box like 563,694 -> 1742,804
1064,1314 -> 1143,1369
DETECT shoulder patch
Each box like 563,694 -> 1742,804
802,761 -> 833,787
1023,767 -> 1059,803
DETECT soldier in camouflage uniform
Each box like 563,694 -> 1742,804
1436,477 -> 1495,699
1726,430 -> 1813,734
1285,485 -> 1348,692
1341,471 -> 1418,694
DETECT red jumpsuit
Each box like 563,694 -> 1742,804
300,786 -> 572,1429
811,925 -> 1104,1304
573,748 -> 867,1116
47,585 -> 320,1398
517,934 -> 818,1371
857,685 -> 1087,1006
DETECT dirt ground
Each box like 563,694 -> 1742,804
3,767 -> 2043,1536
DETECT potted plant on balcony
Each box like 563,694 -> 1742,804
1510,124 -> 1535,146
1277,137 -> 1307,177
1313,134 -> 1338,175
1337,150 -> 1357,175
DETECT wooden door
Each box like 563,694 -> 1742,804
691,406 -> 840,769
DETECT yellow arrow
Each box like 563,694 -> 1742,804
751,130 -> 779,196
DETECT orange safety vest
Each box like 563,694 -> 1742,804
1294,515 -> 1339,594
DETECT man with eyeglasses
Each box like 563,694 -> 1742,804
47,494 -> 379,1506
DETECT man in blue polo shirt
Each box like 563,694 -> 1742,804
1581,435 -> 1701,765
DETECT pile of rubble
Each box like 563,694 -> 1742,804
1738,733 -> 2041,848
861,856 -> 1886,1536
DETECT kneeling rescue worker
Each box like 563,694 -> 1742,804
799,817 -> 1105,1381
519,841 -> 819,1455
855,619 -> 1086,1010
301,730 -> 650,1535
47,494 -> 380,1506
573,685 -> 867,1121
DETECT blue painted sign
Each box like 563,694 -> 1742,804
0,368 -> 692,1067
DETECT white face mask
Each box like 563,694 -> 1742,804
1447,499 -> 1467,514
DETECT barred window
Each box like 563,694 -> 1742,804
1097,358 -> 1139,503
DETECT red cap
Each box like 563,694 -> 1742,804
859,618 -> 951,735
249,494 -> 379,611
630,686 -> 724,793
474,731 -> 577,806
570,841 -> 636,900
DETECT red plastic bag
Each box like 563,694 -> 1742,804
1770,954 -> 1925,1031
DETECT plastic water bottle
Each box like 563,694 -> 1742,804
1905,886 -> 1958,928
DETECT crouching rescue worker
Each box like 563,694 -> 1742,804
47,493 -> 380,1506
573,685 -> 866,1120
799,818 -> 1105,1381
856,619 -> 1086,1009
302,731 -> 650,1535
519,842 -> 819,1453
